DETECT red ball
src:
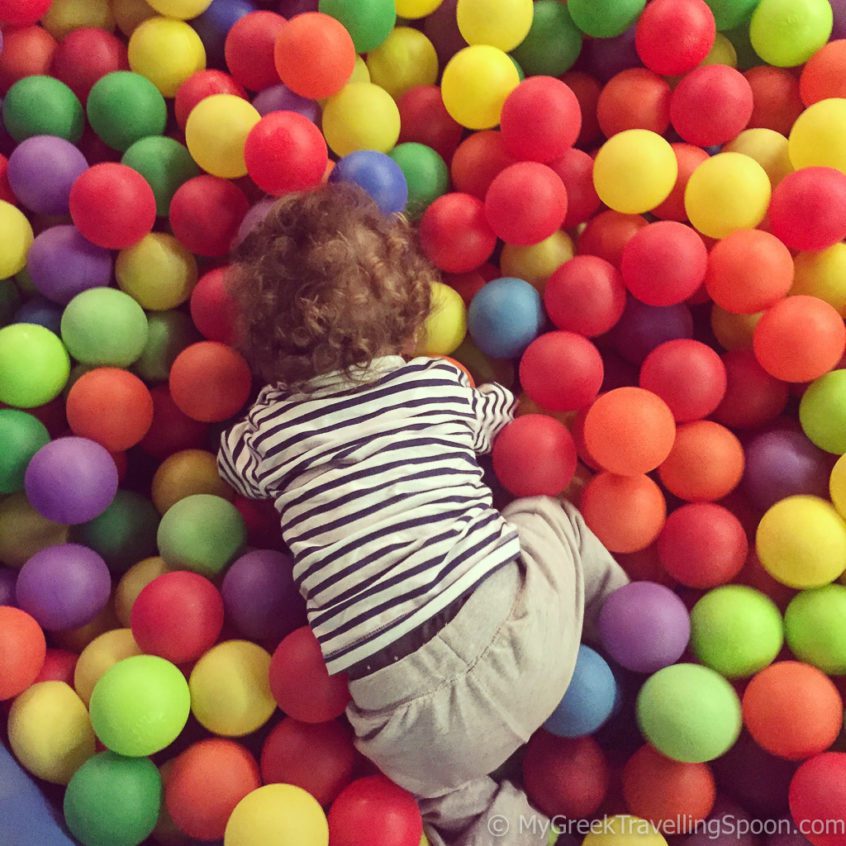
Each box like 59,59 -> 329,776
131,571 -> 224,664
484,162 -> 568,246
444,270 -> 487,306
621,221 -> 708,307
548,148 -> 601,229
245,111 -> 328,195
328,776 -> 423,846
500,76 -> 581,163
578,210 -> 649,268
418,192 -> 497,273
639,339 -> 727,423
269,626 -> 350,723
50,27 -> 129,102
561,70 -> 602,148
170,175 -> 250,257
190,267 -> 237,345
224,11 -> 287,92
800,40 -> 846,106
0,0 -> 51,26
544,256 -> 626,338
0,606 -> 46,700
260,717 -> 356,807
520,332 -> 604,412
174,70 -> 247,130
657,503 -> 748,588
397,84 -> 463,163
169,341 -> 252,423
635,0 -> 715,76
140,386 -> 209,459
597,69 -> 671,138
745,66 -> 804,135
69,163 -> 156,249
652,143 -> 709,223
34,648 -> 78,685
790,753 -> 846,846
768,167 -> 846,252
0,154 -> 15,204
449,130 -> 516,200
492,414 -> 577,497
0,25 -> 56,94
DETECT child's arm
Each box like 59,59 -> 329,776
467,381 -> 518,455
217,418 -> 266,500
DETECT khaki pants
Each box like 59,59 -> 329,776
346,496 -> 629,846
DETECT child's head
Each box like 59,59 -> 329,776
229,183 -> 435,389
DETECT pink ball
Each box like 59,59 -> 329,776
635,0 -> 715,76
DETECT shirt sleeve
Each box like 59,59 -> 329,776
217,417 -> 266,500
468,382 -> 517,455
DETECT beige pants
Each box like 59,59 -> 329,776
346,496 -> 629,846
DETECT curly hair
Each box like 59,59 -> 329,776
228,183 -> 435,391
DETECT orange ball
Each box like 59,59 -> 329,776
0,25 -> 57,93
652,143 -> 709,223
658,420 -> 744,502
596,69 -> 671,138
800,40 -> 846,106
583,387 -> 676,476
742,661 -> 843,761
0,606 -> 46,700
580,472 -> 667,554
66,367 -> 154,452
165,739 -> 261,841
745,66 -> 804,136
753,296 -> 846,383
578,210 -> 648,269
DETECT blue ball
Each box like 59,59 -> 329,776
14,297 -> 63,335
543,644 -> 618,738
467,277 -> 545,359
330,151 -> 408,215
191,0 -> 256,67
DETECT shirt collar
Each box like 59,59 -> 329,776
299,355 -> 407,394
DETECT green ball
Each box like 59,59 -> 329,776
705,0 -> 761,31
61,288 -> 149,368
0,410 -> 50,495
0,323 -> 70,408
2,76 -> 84,143
157,494 -> 246,578
636,663 -> 743,763
0,279 -> 22,326
64,752 -> 161,846
319,0 -> 396,52
568,0 -> 646,38
122,136 -> 200,217
723,21 -> 761,69
690,586 -> 784,678
800,369 -> 846,455
87,72 -> 167,152
134,310 -> 200,383
785,585 -> 846,674
90,655 -> 190,757
389,143 -> 449,219
750,0 -> 832,67
511,0 -> 583,77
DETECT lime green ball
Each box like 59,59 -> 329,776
389,143 -> 450,218
90,655 -> 190,757
319,0 -> 396,52
2,76 -> 84,143
134,310 -> 199,383
64,751 -> 161,846
157,494 -> 246,577
0,410 -> 50,495
800,369 -> 846,455
785,585 -> 846,674
511,0 -> 582,77
122,136 -> 200,217
0,323 -> 71,408
61,288 -> 149,368
690,586 -> 784,678
87,72 -> 167,152
750,0 -> 832,67
636,663 -> 743,763
568,0 -> 645,38
705,0 -> 761,31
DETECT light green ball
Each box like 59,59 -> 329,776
636,663 -> 742,763
134,310 -> 199,383
785,585 -> 846,674
0,323 -> 70,408
89,655 -> 190,757
511,0 -> 582,77
750,0 -> 832,67
800,369 -> 846,455
690,586 -> 784,678
568,0 -> 645,38
0,409 -> 50,494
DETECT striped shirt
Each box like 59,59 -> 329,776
218,355 -> 520,674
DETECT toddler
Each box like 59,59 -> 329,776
218,183 -> 628,846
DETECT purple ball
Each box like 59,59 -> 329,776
233,197 -> 276,248
221,548 -> 306,643
27,225 -> 113,306
0,567 -> 16,607
24,437 -> 119,525
16,543 -> 111,630
610,298 -> 695,366
680,796 -> 757,846
832,0 -> 846,39
598,581 -> 690,673
252,84 -> 320,122
423,0 -> 467,66
7,135 -> 88,216
582,26 -> 641,83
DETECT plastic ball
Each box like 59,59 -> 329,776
327,776 -> 421,846
566,0 -> 643,37
466,276 -> 544,359
128,17 -> 206,97
120,136 -> 198,216
725,130 -> 792,194
174,69 -> 246,129
800,369 -> 846,454
542,258 -> 623,339
0,0 -> 52,24
419,193 -> 497,274
112,0 -> 155,35
0,410 -> 49,495
330,150 -> 408,215
86,71 -> 166,153
511,0 -> 582,77
800,40 -> 846,106
0,323 -> 69,408
785,585 -> 846,674
388,142 -> 449,218
365,26 -> 438,100
151,448 -> 232,514
597,68 -> 671,138
750,0 -> 832,68
190,266 -> 236,344
128,297 -> 198,377
0,492 -> 70,570
769,167 -> 846,251
636,0 -> 715,76
0,201 -> 32,280
170,174 -> 249,257
40,0 -> 114,38
322,83 -> 401,157
319,0 -> 395,53
190,0 -> 255,68
714,348 -> 788,430
790,753 -> 846,846
450,130 -> 516,199
397,85 -> 463,163
548,149 -> 599,230
50,26 -> 128,102
454,0 -> 533,51
0,606 -> 46,700
184,93 -> 259,179
7,136 -> 87,217
744,66 -> 803,138
141,385 -> 209,459
793,244 -> 846,316
114,557 -> 169,627
226,783 -> 329,846
418,281 -> 466,356
637,663 -> 742,763
2,75 -> 84,143
593,130 -> 677,215
792,99 -> 846,181
73,628 -> 142,705
220,11 -> 282,91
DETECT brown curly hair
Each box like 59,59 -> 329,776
228,183 -> 435,391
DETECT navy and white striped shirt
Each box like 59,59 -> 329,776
218,356 -> 520,673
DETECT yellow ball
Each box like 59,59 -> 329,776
152,449 -> 234,514
114,557 -> 170,627
366,27 -> 439,100
701,33 -> 738,67
789,98 -> 846,173
593,130 -> 677,215
128,17 -> 206,97
441,45 -> 521,130
225,784 -> 328,846
419,282 -> 467,356
582,815 -> 668,846
831,454 -> 846,518
724,128 -> 793,188
500,232 -> 574,291
395,0 -> 443,18
350,55 -> 371,85
146,0 -> 212,20
113,0 -> 156,35
185,94 -> 260,179
322,83 -> 401,157
710,306 -> 762,351
8,682 -> 96,785
452,336 -> 515,388
42,0 -> 114,38
0,492 -> 68,569
74,628 -> 142,706
116,233 -> 198,311
457,0 -> 534,52
756,495 -> 846,589
189,641 -> 275,737
0,201 -> 34,279
685,152 -> 771,239
792,244 -> 846,316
